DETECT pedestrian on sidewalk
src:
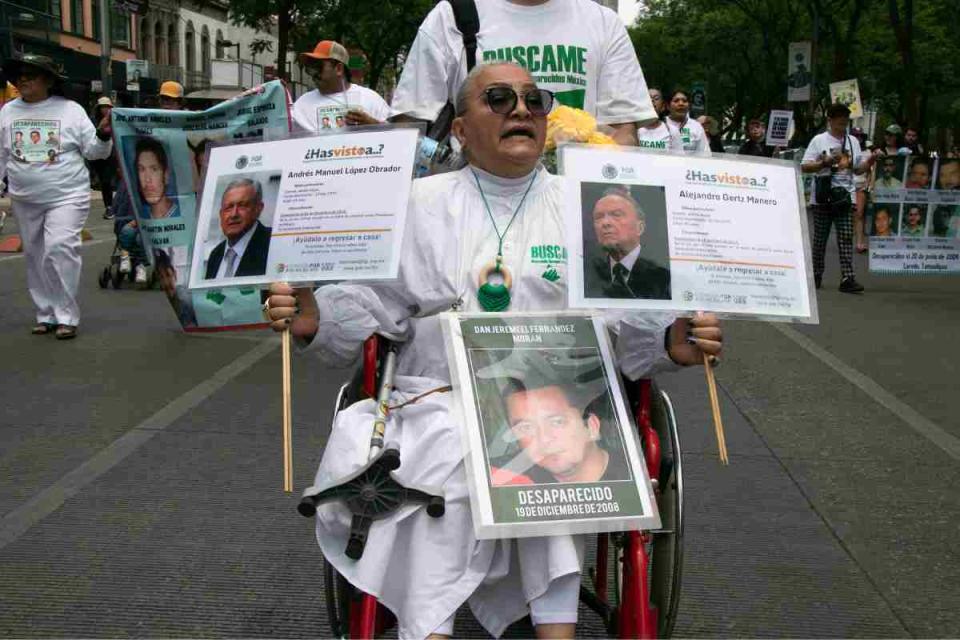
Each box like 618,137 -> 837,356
90,96 -> 116,220
801,102 -> 877,294
0,53 -> 113,339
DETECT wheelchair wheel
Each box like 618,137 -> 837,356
649,388 -> 684,638
98,267 -> 110,289
110,264 -> 123,289
323,556 -> 354,638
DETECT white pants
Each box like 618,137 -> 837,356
13,199 -> 89,326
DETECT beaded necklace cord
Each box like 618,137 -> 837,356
472,168 -> 537,312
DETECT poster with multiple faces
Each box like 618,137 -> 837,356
869,155 -> 960,274
443,312 -> 660,539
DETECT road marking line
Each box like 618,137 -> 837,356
0,237 -> 113,262
0,340 -> 277,550
773,323 -> 960,462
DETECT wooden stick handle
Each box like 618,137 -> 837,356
703,353 -> 729,465
282,329 -> 294,492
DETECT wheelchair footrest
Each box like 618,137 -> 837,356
297,447 -> 444,560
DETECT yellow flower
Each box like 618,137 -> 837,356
545,106 -> 614,150
586,131 -> 616,146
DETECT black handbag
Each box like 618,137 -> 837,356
814,134 -> 852,208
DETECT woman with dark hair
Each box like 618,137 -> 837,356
664,88 -> 708,154
90,96 -> 117,219
0,53 -> 113,340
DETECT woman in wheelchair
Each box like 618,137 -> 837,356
265,62 -> 722,640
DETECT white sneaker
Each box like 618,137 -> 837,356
119,251 -> 132,274
135,263 -> 147,284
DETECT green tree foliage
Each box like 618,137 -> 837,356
228,0 -> 316,80
293,0 -> 435,91
629,0 -> 960,144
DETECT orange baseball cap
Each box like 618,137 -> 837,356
159,80 -> 184,99
299,41 -> 349,66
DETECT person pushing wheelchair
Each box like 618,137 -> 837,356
265,62 -> 723,639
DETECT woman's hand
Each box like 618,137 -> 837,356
265,282 -> 319,342
96,113 -> 112,140
667,312 -> 723,366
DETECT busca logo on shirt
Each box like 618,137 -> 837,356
12,118 -> 61,163
638,140 -> 668,150
530,244 -> 568,264
482,44 -> 588,109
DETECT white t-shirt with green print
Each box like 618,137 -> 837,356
637,120 -> 684,153
392,0 -> 657,126
665,116 -> 709,155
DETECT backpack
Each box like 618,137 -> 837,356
425,0 -> 480,141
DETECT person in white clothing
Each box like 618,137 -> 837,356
0,53 -> 112,340
664,89 -> 708,155
265,62 -> 722,639
391,0 -> 658,146
637,116 -> 683,153
292,40 -> 393,131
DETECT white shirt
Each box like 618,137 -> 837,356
665,116 -> 708,155
292,84 -> 393,132
391,0 -> 657,125
0,96 -> 112,205
609,243 -> 642,277
214,222 -> 257,279
636,121 -> 683,153
802,131 -> 863,204
301,165 -> 678,639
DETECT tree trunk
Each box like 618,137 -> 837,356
276,0 -> 292,80
888,0 -> 917,126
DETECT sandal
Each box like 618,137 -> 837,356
31,322 -> 56,335
55,325 -> 78,340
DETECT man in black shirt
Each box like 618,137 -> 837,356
738,118 -> 773,157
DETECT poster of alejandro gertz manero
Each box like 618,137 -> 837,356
443,312 -> 660,539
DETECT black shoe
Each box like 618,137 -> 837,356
814,274 -> 822,290
839,277 -> 864,293
102,207 -> 114,220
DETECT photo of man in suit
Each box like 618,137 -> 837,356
204,177 -> 272,279
583,186 -> 671,300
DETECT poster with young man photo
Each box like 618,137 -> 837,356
444,312 -> 660,539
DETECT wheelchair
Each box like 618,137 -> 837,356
300,335 -> 684,639
97,226 -> 157,291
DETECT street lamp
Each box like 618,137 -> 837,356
217,39 -> 242,61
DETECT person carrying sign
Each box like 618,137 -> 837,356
292,40 -> 392,131
390,0 -> 658,146
801,102 -> 877,293
265,61 -> 722,639
0,53 -> 112,340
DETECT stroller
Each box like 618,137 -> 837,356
98,179 -> 157,290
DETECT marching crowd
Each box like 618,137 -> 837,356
1,0 -> 940,637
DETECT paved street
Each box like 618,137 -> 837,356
0,197 -> 958,638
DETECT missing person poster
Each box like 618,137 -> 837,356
112,80 -> 291,330
560,145 -> 818,322
10,119 -> 60,163
766,110 -> 794,147
868,155 -> 960,274
787,42 -> 812,102
188,127 -> 419,290
443,312 -> 660,539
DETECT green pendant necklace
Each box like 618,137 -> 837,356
473,169 -> 537,312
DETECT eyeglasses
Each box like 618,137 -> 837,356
483,86 -> 554,117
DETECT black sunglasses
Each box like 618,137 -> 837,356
483,86 -> 554,117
